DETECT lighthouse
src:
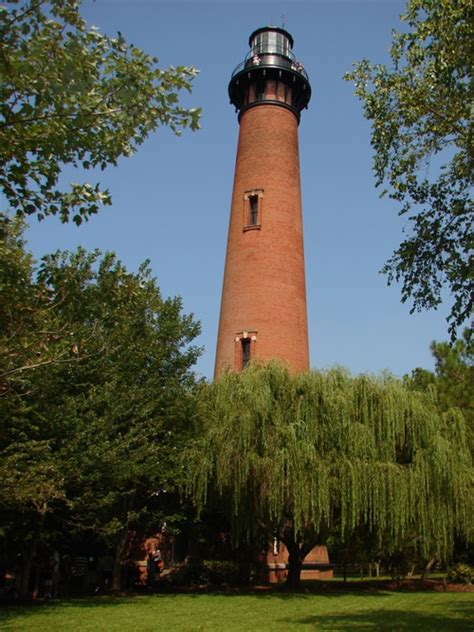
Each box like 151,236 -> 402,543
215,26 -> 311,378
213,27 -> 331,582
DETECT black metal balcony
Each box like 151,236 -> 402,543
231,48 -> 309,82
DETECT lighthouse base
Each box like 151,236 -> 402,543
267,544 -> 333,583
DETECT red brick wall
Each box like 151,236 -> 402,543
214,104 -> 310,377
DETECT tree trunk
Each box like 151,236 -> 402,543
18,551 -> 33,600
280,523 -> 319,590
421,558 -> 435,580
111,527 -> 130,592
18,530 -> 41,600
285,542 -> 303,590
343,559 -> 347,583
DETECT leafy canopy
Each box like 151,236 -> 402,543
345,0 -> 472,339
406,329 -> 474,456
0,224 -> 201,590
186,363 -> 473,561
0,216 -> 85,396
0,0 -> 201,224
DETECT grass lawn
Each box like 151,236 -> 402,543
0,590 -> 473,631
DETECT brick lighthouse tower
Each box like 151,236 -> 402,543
214,29 -> 331,581
215,26 -> 311,378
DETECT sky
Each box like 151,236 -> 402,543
22,0 -> 454,380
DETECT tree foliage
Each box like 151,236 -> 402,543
0,0 -> 201,224
186,363 -> 473,586
0,222 -> 201,594
0,216 -> 86,396
345,0 -> 472,338
406,329 -> 473,456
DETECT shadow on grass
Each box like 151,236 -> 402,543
1,587 -> 472,631
0,586 -> 400,630
0,587 -> 393,612
283,606 -> 474,631
0,588 -> 394,627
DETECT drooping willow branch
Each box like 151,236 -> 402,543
185,363 -> 473,559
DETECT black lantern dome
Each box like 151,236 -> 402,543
228,26 -> 311,122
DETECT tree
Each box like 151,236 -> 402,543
0,223 -> 80,596
185,363 -> 473,588
0,0 -> 201,224
40,248 -> 201,590
345,0 -> 472,339
0,233 -> 201,595
0,216 -> 92,398
406,329 -> 473,456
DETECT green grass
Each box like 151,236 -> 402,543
1,591 -> 473,631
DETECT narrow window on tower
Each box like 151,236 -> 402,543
249,195 -> 258,225
241,338 -> 251,369
243,190 -> 263,230
235,332 -> 257,371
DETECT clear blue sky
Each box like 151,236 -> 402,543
23,0 -> 454,380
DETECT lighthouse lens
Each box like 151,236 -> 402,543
252,31 -> 290,58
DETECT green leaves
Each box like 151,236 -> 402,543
0,224 -> 202,574
345,0 -> 472,339
0,0 -> 201,222
406,329 -> 474,457
186,363 -> 473,559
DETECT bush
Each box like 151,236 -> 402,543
447,564 -> 473,584
167,560 -> 267,586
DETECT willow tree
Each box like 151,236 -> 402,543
185,363 -> 473,588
